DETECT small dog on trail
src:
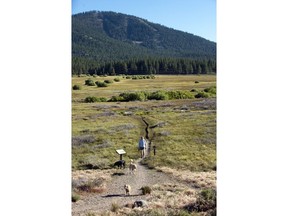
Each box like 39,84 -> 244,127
129,159 -> 137,174
114,160 -> 125,169
124,184 -> 131,196
133,200 -> 148,208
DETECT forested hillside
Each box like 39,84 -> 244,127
72,11 -> 216,75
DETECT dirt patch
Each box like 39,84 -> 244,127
72,160 -> 216,215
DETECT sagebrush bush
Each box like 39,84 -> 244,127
109,95 -> 125,102
167,90 -> 194,99
114,78 -> 120,82
195,92 -> 210,98
141,186 -> 152,195
204,86 -> 216,95
147,91 -> 169,100
95,81 -> 108,87
119,92 -> 146,101
183,188 -> 216,215
109,90 -> 194,102
104,79 -> 113,84
76,178 -> 106,193
84,96 -> 107,103
72,84 -> 81,90
85,79 -> 95,86
129,75 -> 155,80
200,188 -> 216,201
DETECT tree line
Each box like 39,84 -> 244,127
72,57 -> 216,75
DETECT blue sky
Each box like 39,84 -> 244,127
72,0 -> 216,42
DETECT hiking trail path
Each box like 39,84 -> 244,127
72,145 -> 188,215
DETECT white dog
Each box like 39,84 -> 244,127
129,159 -> 137,175
124,184 -> 131,196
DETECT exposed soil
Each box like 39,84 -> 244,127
72,157 -> 189,216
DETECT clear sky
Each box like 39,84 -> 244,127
72,0 -> 216,42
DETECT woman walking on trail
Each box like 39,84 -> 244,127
138,136 -> 147,158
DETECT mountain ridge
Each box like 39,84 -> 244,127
72,11 -> 216,61
72,11 -> 216,75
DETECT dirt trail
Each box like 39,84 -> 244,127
72,119 -> 191,215
72,157 -> 183,216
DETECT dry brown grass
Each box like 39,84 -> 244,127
121,184 -> 197,215
72,169 -> 113,194
72,169 -> 113,182
72,168 -> 215,214
149,183 -> 197,209
156,167 -> 216,189
93,182 -> 198,215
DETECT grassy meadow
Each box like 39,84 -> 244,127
72,75 -> 216,171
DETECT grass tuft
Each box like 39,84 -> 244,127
72,192 -> 80,202
141,186 -> 152,195
111,203 -> 120,212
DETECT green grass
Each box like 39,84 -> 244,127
72,75 -> 216,171
141,106 -> 216,171
72,192 -> 80,202
72,75 -> 216,102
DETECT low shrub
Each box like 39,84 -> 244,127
183,188 -> 216,215
84,97 -> 95,103
76,178 -> 106,193
129,75 -> 155,80
200,189 -> 216,201
109,90 -> 195,102
72,192 -> 80,202
204,86 -> 216,95
167,90 -> 194,99
84,96 -> 107,103
119,92 -> 146,101
85,79 -> 95,86
195,92 -> 210,98
104,79 -> 113,84
72,84 -> 81,90
114,78 -> 120,82
95,81 -> 108,87
147,91 -> 169,100
140,186 -> 152,195
109,95 -> 125,102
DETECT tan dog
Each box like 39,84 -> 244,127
124,184 -> 131,196
129,159 -> 137,175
